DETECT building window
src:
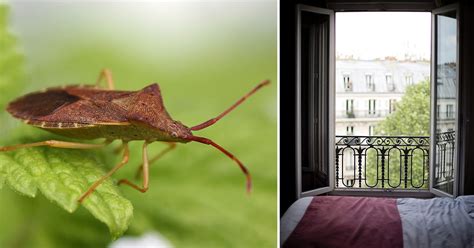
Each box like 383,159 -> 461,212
343,74 -> 352,91
389,99 -> 397,113
368,99 -> 376,115
386,73 -> 395,91
369,125 -> 375,135
405,74 -> 413,85
437,104 -> 441,119
346,99 -> 354,117
446,104 -> 454,119
385,74 -> 392,84
346,126 -> 354,135
345,149 -> 355,171
346,179 -> 355,186
366,73 -> 375,91
437,77 -> 443,85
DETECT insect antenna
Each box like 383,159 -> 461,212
187,135 -> 252,194
190,79 -> 270,131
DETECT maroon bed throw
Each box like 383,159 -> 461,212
283,196 -> 403,248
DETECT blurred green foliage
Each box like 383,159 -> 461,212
0,5 -> 25,108
0,2 -> 277,248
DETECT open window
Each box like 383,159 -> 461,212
430,4 -> 459,197
296,5 -> 335,197
296,3 -> 462,199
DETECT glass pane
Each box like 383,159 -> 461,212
300,11 -> 330,192
434,11 -> 457,195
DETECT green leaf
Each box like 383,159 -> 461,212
0,147 -> 133,239
0,3 -> 133,240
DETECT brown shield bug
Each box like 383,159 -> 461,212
0,69 -> 270,203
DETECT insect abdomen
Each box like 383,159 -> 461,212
40,124 -> 180,142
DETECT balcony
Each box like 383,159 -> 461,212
437,111 -> 456,121
433,131 -> 456,192
334,133 -> 455,191
336,110 -> 391,119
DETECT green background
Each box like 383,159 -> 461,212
0,1 -> 277,247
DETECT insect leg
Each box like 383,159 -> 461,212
78,142 -> 130,203
0,140 -> 107,152
135,142 -> 176,179
95,68 -> 115,90
186,135 -> 252,194
118,141 -> 150,193
190,79 -> 270,131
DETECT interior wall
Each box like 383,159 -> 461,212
460,1 -> 474,194
280,0 -> 297,216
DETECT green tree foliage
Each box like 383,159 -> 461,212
365,81 -> 430,189
376,80 -> 430,136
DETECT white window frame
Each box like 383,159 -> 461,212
368,99 -> 376,115
295,4 -> 462,199
429,3 -> 460,198
369,125 -> 375,135
343,74 -> 352,91
366,73 -> 375,91
389,99 -> 397,113
405,74 -> 414,85
296,4 -> 335,198
346,125 -> 354,135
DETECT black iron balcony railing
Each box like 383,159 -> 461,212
336,110 -> 392,119
335,133 -> 456,190
335,135 -> 430,189
434,131 -> 455,186
436,112 -> 455,120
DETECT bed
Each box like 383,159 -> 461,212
281,195 -> 474,248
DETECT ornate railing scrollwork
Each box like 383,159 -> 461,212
335,135 -> 430,189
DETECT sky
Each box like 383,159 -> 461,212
336,12 -> 431,60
